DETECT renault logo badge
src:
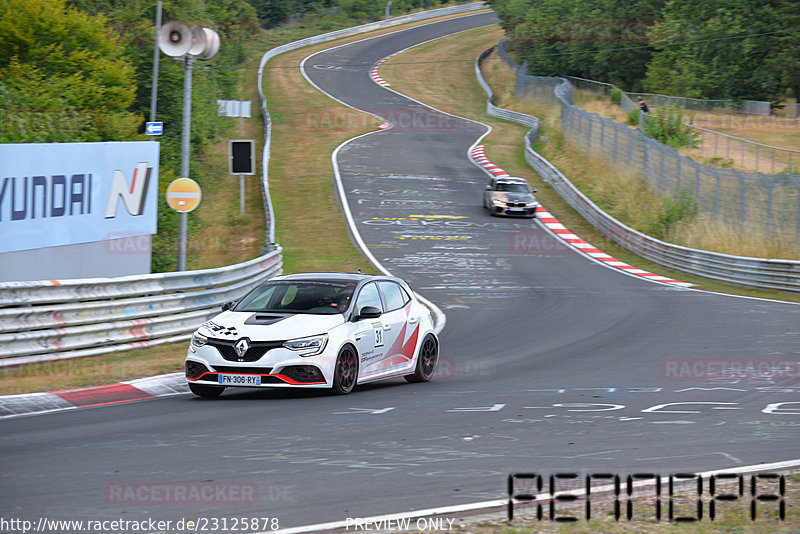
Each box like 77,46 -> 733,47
235,338 -> 250,359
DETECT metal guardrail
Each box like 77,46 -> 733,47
477,46 -> 800,293
0,5 -> 488,367
0,250 -> 283,366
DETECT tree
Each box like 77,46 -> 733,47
0,0 -> 139,141
643,0 -> 784,101
487,0 -> 664,91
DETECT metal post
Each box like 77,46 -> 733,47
238,114 -> 245,216
385,1 -> 392,19
149,0 -> 162,141
178,55 -> 194,271
240,174 -> 245,216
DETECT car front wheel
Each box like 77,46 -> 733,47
332,345 -> 358,395
189,383 -> 225,398
405,334 -> 438,383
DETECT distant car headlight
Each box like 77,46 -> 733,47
491,199 -> 505,207
191,332 -> 207,348
527,201 -> 539,207
283,334 -> 328,357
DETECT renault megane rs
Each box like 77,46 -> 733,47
185,272 -> 439,396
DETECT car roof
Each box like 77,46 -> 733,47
270,272 -> 402,284
496,177 -> 528,183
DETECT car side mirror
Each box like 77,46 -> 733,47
357,306 -> 382,319
533,189 -> 538,193
485,185 -> 492,190
221,301 -> 236,312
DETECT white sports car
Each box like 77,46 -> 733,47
185,272 -> 439,396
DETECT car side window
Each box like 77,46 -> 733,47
379,282 -> 409,311
355,283 -> 383,313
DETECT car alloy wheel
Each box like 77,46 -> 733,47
332,345 -> 358,395
405,334 -> 438,383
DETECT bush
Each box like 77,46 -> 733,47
609,88 -> 622,105
642,189 -> 697,239
626,108 -> 640,125
643,105 -> 699,149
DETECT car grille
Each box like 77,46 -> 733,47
506,202 -> 527,207
206,339 -> 285,362
185,360 -> 210,379
211,366 -> 273,375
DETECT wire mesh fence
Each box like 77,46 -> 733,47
688,125 -> 800,175
497,43 -> 800,243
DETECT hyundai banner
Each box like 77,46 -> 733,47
0,142 -> 159,254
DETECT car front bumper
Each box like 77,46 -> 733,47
185,343 -> 335,388
492,205 -> 537,217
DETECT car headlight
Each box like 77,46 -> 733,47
191,332 -> 207,348
491,199 -> 505,207
527,201 -> 539,207
283,334 -> 328,357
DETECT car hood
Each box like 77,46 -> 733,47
198,311 -> 345,341
490,192 -> 536,203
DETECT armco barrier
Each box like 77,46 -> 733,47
0,249 -> 283,367
257,2 -> 489,244
477,46 -> 800,292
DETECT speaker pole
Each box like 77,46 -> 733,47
178,54 -> 194,271
149,0 -> 162,141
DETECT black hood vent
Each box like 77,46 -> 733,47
244,314 -> 292,326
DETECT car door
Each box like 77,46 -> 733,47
352,282 -> 386,375
376,281 -> 418,372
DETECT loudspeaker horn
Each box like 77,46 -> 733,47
197,28 -> 220,60
158,21 -> 191,57
187,26 -> 207,56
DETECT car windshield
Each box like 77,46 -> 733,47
495,182 -> 530,193
235,280 -> 357,315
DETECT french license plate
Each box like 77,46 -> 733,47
218,374 -> 262,385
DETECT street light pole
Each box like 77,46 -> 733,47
149,0 -> 162,141
178,54 -> 194,271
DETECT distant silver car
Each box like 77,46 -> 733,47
483,177 -> 539,218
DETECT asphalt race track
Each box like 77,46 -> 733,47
2,12 -> 799,531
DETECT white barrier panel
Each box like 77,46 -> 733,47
0,248 -> 283,366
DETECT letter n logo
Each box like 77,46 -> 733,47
105,162 -> 152,218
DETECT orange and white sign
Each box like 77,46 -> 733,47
166,178 -> 202,213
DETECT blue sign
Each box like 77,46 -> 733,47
145,121 -> 163,135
